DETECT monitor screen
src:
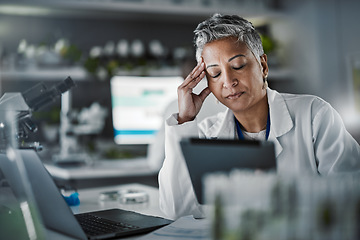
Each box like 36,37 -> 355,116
110,76 -> 183,145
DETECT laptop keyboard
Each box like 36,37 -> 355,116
75,213 -> 140,236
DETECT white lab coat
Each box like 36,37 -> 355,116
158,88 -> 360,220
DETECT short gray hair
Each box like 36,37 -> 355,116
194,13 -> 264,64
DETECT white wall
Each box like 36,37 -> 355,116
276,0 -> 360,133
265,0 -> 360,141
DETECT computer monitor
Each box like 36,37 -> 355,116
110,76 -> 183,145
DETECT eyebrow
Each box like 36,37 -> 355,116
228,54 -> 246,62
206,64 -> 218,69
206,54 -> 246,69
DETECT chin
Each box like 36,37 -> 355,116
229,100 -> 253,112
225,104 -> 246,113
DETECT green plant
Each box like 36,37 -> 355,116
260,34 -> 276,54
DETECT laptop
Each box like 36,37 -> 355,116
0,150 -> 172,240
180,137 -> 277,204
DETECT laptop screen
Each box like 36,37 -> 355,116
110,76 -> 182,145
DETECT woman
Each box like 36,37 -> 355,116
158,13 -> 360,220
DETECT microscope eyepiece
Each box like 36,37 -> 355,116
22,76 -> 76,111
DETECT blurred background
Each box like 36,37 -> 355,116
0,0 -> 360,159
2,2 -> 360,237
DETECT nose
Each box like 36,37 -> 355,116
222,70 -> 238,89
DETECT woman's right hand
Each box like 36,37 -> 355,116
177,61 -> 211,124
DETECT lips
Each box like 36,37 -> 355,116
226,92 -> 244,99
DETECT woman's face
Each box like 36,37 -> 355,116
202,37 -> 268,114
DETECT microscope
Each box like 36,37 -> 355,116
0,76 -> 76,152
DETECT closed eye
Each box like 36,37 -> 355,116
211,72 -> 221,78
233,64 -> 245,70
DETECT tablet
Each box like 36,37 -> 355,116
180,138 -> 276,204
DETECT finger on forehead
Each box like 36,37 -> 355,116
181,64 -> 204,87
189,63 -> 202,77
185,69 -> 205,87
190,63 -> 205,78
185,71 -> 206,89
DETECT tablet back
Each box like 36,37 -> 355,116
180,138 -> 276,204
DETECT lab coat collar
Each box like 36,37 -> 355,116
267,88 -> 294,157
207,109 -> 236,139
205,88 -> 293,157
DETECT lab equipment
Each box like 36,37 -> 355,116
204,170 -> 360,240
0,76 -> 75,151
0,110 -> 46,239
63,192 -> 80,206
99,189 -> 149,204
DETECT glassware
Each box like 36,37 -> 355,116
204,170 -> 360,240
0,110 -> 46,239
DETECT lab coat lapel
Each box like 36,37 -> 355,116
210,109 -> 236,139
207,89 -> 293,158
267,88 -> 294,157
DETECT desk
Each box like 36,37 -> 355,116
66,183 -> 211,240
49,183 -> 167,240
45,158 -> 159,189
69,183 -> 166,219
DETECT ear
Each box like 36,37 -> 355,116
260,54 -> 269,79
